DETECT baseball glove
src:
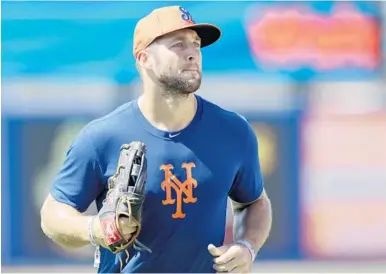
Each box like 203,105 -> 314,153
98,141 -> 149,254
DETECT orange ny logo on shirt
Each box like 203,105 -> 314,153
160,162 -> 198,219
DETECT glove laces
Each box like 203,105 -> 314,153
118,239 -> 152,272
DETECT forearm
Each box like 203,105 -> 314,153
40,195 -> 98,248
42,212 -> 91,248
232,192 -> 272,250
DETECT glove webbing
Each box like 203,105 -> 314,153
109,194 -> 152,272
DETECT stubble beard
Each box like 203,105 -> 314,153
158,75 -> 201,99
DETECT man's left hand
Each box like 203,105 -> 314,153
208,243 -> 253,273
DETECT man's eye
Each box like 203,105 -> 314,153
194,42 -> 201,47
173,42 -> 183,47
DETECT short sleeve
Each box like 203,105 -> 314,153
228,122 -> 264,204
50,128 -> 104,213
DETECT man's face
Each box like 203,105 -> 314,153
143,29 -> 202,97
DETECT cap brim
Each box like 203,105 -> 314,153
188,23 -> 221,48
163,23 -> 220,48
147,23 -> 221,52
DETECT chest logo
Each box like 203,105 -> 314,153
160,162 -> 198,219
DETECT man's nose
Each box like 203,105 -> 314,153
186,47 -> 199,62
187,55 -> 196,62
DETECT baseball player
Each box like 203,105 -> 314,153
40,5 -> 272,273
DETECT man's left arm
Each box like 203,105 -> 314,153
231,189 -> 272,255
208,122 -> 272,272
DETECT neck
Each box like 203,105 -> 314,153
137,83 -> 197,132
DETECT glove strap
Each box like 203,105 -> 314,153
235,239 -> 257,262
88,216 -> 101,268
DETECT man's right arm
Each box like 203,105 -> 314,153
40,194 -> 105,248
39,127 -> 105,249
40,127 -> 136,249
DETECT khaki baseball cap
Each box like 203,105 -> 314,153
133,6 -> 221,58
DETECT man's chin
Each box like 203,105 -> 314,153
184,83 -> 201,94
159,76 -> 201,95
187,78 -> 201,89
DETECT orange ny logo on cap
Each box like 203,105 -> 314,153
179,7 -> 195,24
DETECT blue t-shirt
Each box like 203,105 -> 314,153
51,95 -> 264,273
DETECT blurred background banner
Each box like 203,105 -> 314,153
2,0 -> 386,269
244,1 -> 382,81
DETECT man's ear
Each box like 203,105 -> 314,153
137,50 -> 152,70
